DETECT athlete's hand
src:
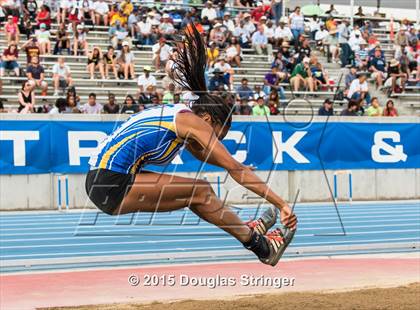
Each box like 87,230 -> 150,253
280,206 -> 297,231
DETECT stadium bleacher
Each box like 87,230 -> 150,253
0,0 -> 418,116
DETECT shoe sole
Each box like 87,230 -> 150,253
263,227 -> 296,267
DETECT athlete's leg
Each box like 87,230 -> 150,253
115,172 -> 252,243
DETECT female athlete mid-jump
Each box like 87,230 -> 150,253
85,25 -> 297,266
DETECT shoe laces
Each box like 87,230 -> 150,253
266,228 -> 284,243
246,219 -> 262,230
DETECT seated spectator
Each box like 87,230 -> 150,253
201,1 -> 217,22
103,46 -> 119,79
80,0 -> 95,24
57,0 -> 70,24
268,100 -> 280,115
49,98 -> 68,114
162,83 -> 176,104
206,41 -> 220,67
315,24 -> 329,48
52,57 -> 73,96
110,9 -> 127,27
234,98 -> 252,115
136,15 -> 155,46
354,40 -> 369,70
36,5 -> 51,29
65,94 -> 81,113
233,19 -> 252,48
121,94 -> 140,114
54,23 -> 71,55
366,97 -> 383,116
340,100 -> 360,116
208,68 -> 227,91
73,25 -> 89,56
210,23 -> 228,48
108,21 -> 129,49
4,15 -> 19,45
152,37 -> 172,71
127,7 -> 139,38
159,13 -> 176,39
35,23 -> 51,54
383,99 -> 398,117
325,4 -> 338,15
103,93 -> 120,114
26,56 -> 48,96
385,59 -> 407,93
87,47 -> 105,80
17,81 -> 35,113
225,37 -> 242,67
23,0 -> 38,21
264,19 -> 276,46
347,72 -> 370,104
274,19 -> 293,47
93,0 -> 109,26
236,78 -> 254,101
318,99 -> 334,116
252,24 -> 273,61
253,85 -> 266,100
213,58 -> 233,89
222,11 -> 235,32
0,42 -> 19,77
290,57 -> 315,92
324,28 -> 339,64
252,97 -> 270,116
137,66 -> 156,93
310,55 -> 330,91
369,47 -> 387,89
345,66 -> 358,90
297,37 -> 311,63
116,42 -> 135,79
263,66 -> 286,100
139,85 -> 159,107
80,93 -> 103,114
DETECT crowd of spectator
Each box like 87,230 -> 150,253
0,0 -> 419,116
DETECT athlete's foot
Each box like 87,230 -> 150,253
259,226 -> 296,267
246,206 -> 278,235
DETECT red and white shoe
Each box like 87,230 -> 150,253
246,206 -> 278,235
260,226 -> 296,267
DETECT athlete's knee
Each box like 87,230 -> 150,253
191,180 -> 216,206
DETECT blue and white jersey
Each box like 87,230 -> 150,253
89,104 -> 191,174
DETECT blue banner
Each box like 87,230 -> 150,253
0,120 -> 419,174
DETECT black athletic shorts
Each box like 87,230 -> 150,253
85,169 -> 135,215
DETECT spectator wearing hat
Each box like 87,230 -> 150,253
136,14 -> 156,46
274,19 -> 293,47
0,42 -> 20,77
324,28 -> 339,63
93,0 -> 110,26
152,37 -> 172,70
103,93 -> 120,114
385,59 -> 407,93
35,23 -> 51,54
201,1 -> 217,21
26,56 -> 48,96
222,11 -> 235,32
252,24 -> 273,62
137,66 -> 156,93
290,57 -> 315,92
369,47 -> 386,89
209,23 -> 227,48
208,68 -> 227,91
4,15 -> 19,45
383,99 -> 398,117
347,72 -> 370,104
243,13 -> 256,36
252,97 -> 270,116
116,41 -> 135,79
73,25 -> 89,56
159,13 -> 176,39
103,46 -> 119,79
395,27 -> 409,47
214,57 -> 234,89
289,6 -> 304,45
318,99 -> 334,116
52,57 -> 73,96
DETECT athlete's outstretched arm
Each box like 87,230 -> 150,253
177,113 -> 297,230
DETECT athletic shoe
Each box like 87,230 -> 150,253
260,226 -> 296,267
246,206 -> 278,235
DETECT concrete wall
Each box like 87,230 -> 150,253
1,115 -> 419,210
0,169 -> 419,210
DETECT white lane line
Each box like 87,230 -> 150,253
1,229 -> 419,250
1,213 -> 419,232
1,223 -> 419,243
1,238 -> 418,259
2,217 -> 419,237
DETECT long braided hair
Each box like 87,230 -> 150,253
171,23 -> 233,128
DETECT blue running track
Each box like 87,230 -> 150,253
1,201 -> 419,273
